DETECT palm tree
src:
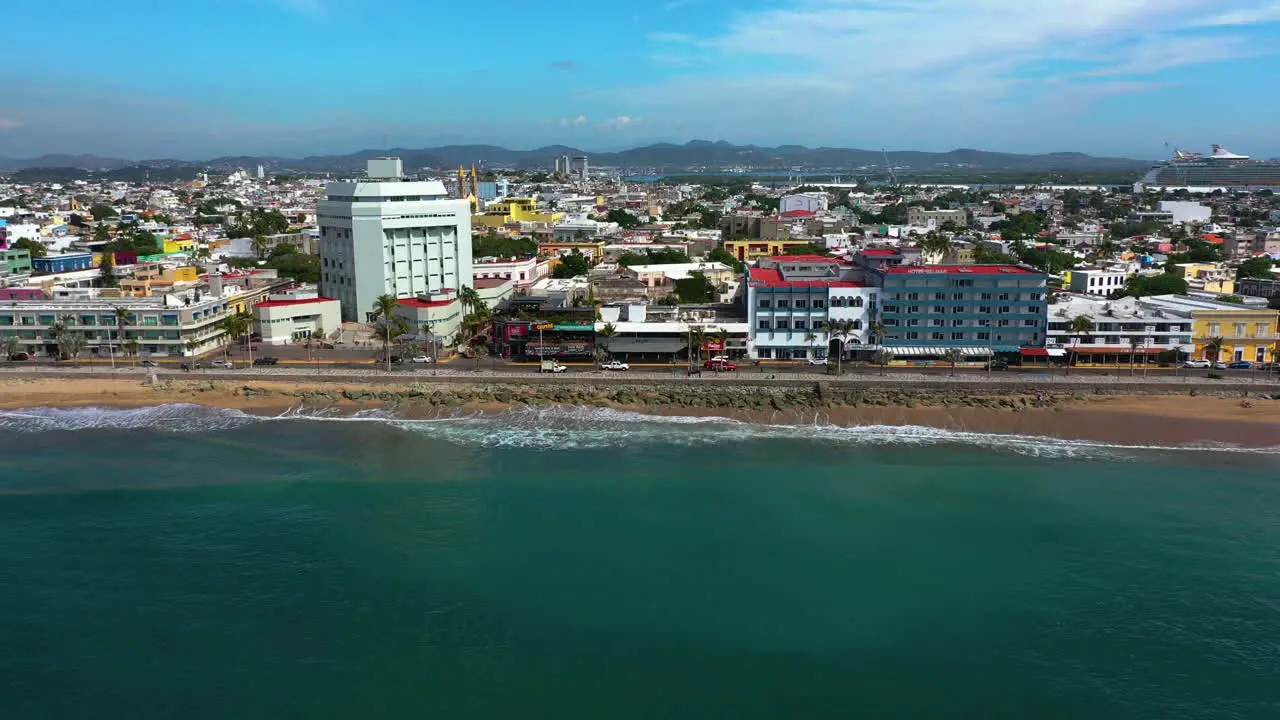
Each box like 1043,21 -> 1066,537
370,294 -> 400,372
110,306 -> 132,369
596,322 -> 618,369
869,321 -> 889,347
0,336 -> 21,360
1128,336 -> 1142,376
942,348 -> 965,377
216,313 -> 246,360
1067,315 -> 1094,375
715,326 -> 731,361
872,349 -> 895,375
184,338 -> 203,358
687,326 -> 706,371
804,331 -> 819,364
1204,336 -> 1226,364
193,245 -> 212,263
458,285 -> 484,317
921,233 -> 954,262
251,234 -> 270,259
828,320 -> 857,375
122,339 -> 140,362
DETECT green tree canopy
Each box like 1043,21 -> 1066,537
617,248 -> 691,266
552,251 -> 591,278
606,209 -> 641,230
674,273 -> 715,303
706,246 -> 745,273
10,238 -> 47,258
473,234 -> 536,258
1236,256 -> 1277,280
1120,273 -> 1189,298
89,203 -> 118,221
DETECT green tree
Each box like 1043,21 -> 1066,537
473,234 -> 536,258
252,234 -> 270,259
942,348 -> 965,376
606,209 -> 641,229
1214,295 -> 1245,304
370,294 -> 402,372
89,203 -> 118,221
1067,315 -> 1094,374
1236,257 -> 1276,280
1123,274 -> 1189,298
98,251 -> 119,288
131,231 -> 160,255
11,238 -> 46,258
552,251 -> 591,278
828,320 -> 858,375
92,223 -> 112,244
706,246 -> 745,273
216,312 -> 252,362
872,349 -> 894,375
1,336 -> 22,359
674,273 -> 715,303
1204,336 -> 1226,362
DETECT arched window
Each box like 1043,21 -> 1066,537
852,297 -> 864,308
852,320 -> 862,330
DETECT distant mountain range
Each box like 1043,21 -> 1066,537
0,140 -> 1152,176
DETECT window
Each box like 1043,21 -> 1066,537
906,293 -> 919,301
934,292 -> 946,300
998,293 -> 1010,301
906,331 -> 919,340
907,319 -> 921,327
143,316 -> 159,326
758,320 -> 771,330
852,297 -> 864,308
952,332 -> 965,340
979,306 -> 992,314
952,293 -> 964,300
1234,323 -> 1247,337
813,320 -> 826,330
998,306 -> 1011,314
776,300 -> 790,309
794,320 -> 807,330
757,348 -> 773,359
758,298 -> 772,308
952,306 -> 965,314
977,332 -> 990,340
776,319 -> 790,330
980,293 -> 993,301
998,319 -> 1011,327
952,319 -> 965,327
933,306 -> 946,314
795,299 -> 808,309
1208,323 -> 1221,335
1257,323 -> 1270,337
812,300 -> 825,309
851,320 -> 862,330
932,319 -> 945,327
932,332 -> 945,340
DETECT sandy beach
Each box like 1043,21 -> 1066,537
1,376 -> 1277,447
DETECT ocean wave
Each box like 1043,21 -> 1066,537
0,403 -> 1276,460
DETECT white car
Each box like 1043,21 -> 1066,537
1182,359 -> 1211,368
807,357 -> 829,366
211,360 -> 234,369
601,360 -> 630,371
410,355 -> 434,364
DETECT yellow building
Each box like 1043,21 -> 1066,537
163,237 -> 197,254
1172,262 -> 1235,294
472,198 -> 565,229
1192,308 -> 1279,363
725,239 -> 819,262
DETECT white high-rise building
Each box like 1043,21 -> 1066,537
318,158 -> 473,322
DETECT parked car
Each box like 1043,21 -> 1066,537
703,359 -> 738,372
387,356 -> 404,364
211,360 -> 234,369
1182,359 -> 1211,369
540,360 -> 567,373
253,357 -> 280,366
410,355 -> 434,364
1227,361 -> 1253,370
139,360 -> 158,367
601,360 -> 630,371
6,352 -> 30,361
807,357 -> 829,366
1213,361 -> 1228,370
986,360 -> 1010,371
179,362 -> 203,371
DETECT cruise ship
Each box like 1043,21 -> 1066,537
1136,145 -> 1280,191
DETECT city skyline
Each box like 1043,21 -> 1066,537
2,0 -> 1280,159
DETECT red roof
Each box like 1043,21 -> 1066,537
255,296 -> 338,308
398,297 -> 457,309
750,267 -> 864,289
770,254 -> 844,264
1202,234 -> 1225,245
473,277 -> 510,289
883,265 -> 1036,275
780,209 -> 817,218
859,249 -> 899,257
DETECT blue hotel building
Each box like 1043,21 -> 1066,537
870,265 -> 1048,356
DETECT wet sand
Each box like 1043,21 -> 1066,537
1,377 -> 1277,448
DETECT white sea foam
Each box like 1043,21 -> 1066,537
0,403 -> 1275,459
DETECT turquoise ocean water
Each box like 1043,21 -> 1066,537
1,404 -> 1278,719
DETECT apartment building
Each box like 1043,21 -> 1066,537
906,207 -> 967,228
1224,229 -> 1280,259
872,265 -> 1048,356
1047,295 -> 1194,361
0,277 -> 287,359
1141,295 -> 1279,363
318,157 -> 472,322
254,286 -> 341,345
472,255 -> 551,290
1063,267 -> 1127,297
747,256 -> 877,361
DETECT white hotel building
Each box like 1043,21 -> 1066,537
747,255 -> 878,361
318,158 -> 472,323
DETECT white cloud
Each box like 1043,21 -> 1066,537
599,116 -> 637,129
559,114 -> 589,127
610,0 -> 1280,150
1195,2 -> 1280,26
0,118 -> 21,131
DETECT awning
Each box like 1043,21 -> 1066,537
1067,346 -> 1166,355
1021,348 -> 1068,358
605,338 -> 687,354
885,347 -> 993,357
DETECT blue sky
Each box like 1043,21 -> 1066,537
2,0 -> 1280,159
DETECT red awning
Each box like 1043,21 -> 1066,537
1021,348 -> 1049,357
